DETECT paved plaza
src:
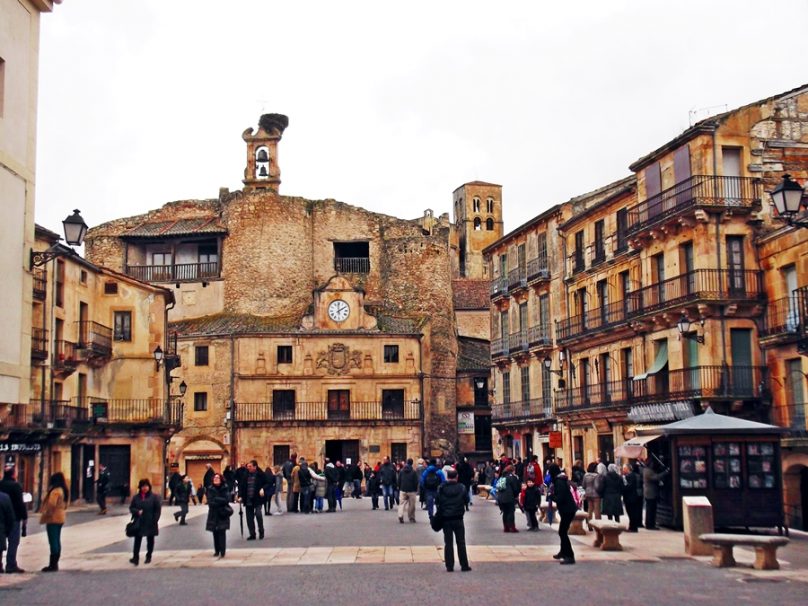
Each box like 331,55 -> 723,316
1,496 -> 807,604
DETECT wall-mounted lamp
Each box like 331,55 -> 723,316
770,173 -> 808,228
30,209 -> 89,268
677,313 -> 705,344
543,356 -> 564,376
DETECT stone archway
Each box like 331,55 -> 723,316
783,453 -> 808,531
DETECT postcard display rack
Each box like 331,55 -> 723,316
668,437 -> 783,530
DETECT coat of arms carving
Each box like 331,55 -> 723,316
316,343 -> 362,375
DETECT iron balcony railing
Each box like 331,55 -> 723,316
490,276 -> 508,298
556,269 -> 764,342
77,321 -> 112,357
527,252 -> 550,282
32,269 -> 47,301
0,401 -> 88,430
234,400 -> 422,423
626,175 -> 760,237
31,327 -> 48,360
761,295 -> 804,338
53,340 -> 80,368
491,337 -> 508,358
509,330 -> 529,353
125,261 -> 220,283
508,266 -> 527,290
74,397 -> 184,427
528,325 -> 552,348
492,398 -> 553,423
770,405 -> 808,441
334,257 -> 370,274
556,366 -> 768,412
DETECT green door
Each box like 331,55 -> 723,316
730,328 -> 753,396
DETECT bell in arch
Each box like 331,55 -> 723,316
258,165 -> 268,177
256,149 -> 269,162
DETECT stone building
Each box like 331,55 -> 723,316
0,0 -> 60,409
484,83 -> 808,529
0,225 -> 179,504
85,114 -> 502,482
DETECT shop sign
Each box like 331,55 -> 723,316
548,431 -> 563,449
0,442 -> 43,453
627,401 -> 694,423
457,411 -> 475,434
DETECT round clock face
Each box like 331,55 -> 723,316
327,299 -> 350,322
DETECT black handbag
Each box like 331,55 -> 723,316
430,509 -> 444,533
221,504 -> 234,518
125,516 -> 141,537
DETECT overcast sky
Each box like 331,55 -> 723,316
35,0 -> 808,238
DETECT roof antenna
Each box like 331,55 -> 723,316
688,104 -> 729,127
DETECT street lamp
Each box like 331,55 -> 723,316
677,312 -> 705,344
30,209 -> 89,268
543,356 -> 565,376
178,380 -> 187,396
770,174 -> 807,227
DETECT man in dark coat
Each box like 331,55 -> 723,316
643,458 -> 669,530
552,471 -> 578,565
436,469 -> 471,572
96,463 -> 111,513
455,457 -> 474,511
349,459 -> 363,498
397,458 -> 419,523
237,460 -> 268,539
0,490 -> 16,573
378,456 -> 397,511
324,460 -> 340,513
297,458 -> 313,514
0,465 -> 27,573
496,465 -> 522,533
282,454 -> 297,511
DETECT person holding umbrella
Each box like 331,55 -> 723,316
206,473 -> 231,558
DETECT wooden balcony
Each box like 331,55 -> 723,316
556,366 -> 768,415
234,400 -> 422,425
627,175 -> 760,245
125,261 -> 220,283
492,398 -> 553,425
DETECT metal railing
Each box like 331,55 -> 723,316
762,295 -> 804,338
557,366 -> 767,412
490,276 -> 508,298
528,325 -> 552,348
31,327 -> 48,359
32,270 -> 47,300
53,340 -> 80,368
74,397 -> 184,427
557,299 -> 630,341
508,266 -> 527,290
234,400 -> 422,423
509,330 -> 529,353
492,398 -> 553,423
334,257 -> 370,274
125,261 -> 220,283
527,252 -> 550,281
626,175 -> 760,236
491,337 -> 508,358
77,321 -> 112,357
0,401 -> 88,429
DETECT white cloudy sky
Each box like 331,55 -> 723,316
36,0 -> 808,237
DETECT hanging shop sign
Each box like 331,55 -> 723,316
0,442 -> 43,454
627,401 -> 695,424
548,431 -> 563,449
457,411 -> 475,434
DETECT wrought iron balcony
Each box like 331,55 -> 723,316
556,366 -> 768,413
508,330 -> 529,354
77,321 -> 112,358
32,269 -> 46,301
557,300 -> 631,342
334,257 -> 370,274
492,398 -> 553,424
526,252 -> 550,283
508,266 -> 527,291
626,175 -> 760,239
53,340 -> 80,373
234,400 -> 422,424
0,401 -> 88,430
490,276 -> 508,298
528,325 -> 552,349
761,294 -> 803,341
125,261 -> 220,283
491,337 -> 508,359
75,397 -> 184,428
31,327 -> 48,361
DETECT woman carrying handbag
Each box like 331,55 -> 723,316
39,472 -> 69,572
129,479 -> 161,566
206,473 -> 232,558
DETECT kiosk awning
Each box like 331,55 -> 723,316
615,434 -> 661,459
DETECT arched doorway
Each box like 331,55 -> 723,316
783,462 -> 808,531
801,467 -> 808,531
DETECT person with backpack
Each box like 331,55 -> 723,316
523,455 -> 542,484
420,458 -> 446,520
496,465 -> 522,532
552,470 -> 579,565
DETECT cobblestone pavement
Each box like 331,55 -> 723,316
3,494 -> 807,600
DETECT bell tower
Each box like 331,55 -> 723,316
242,113 -> 289,193
453,181 -> 504,279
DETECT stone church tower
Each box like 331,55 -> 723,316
242,113 -> 289,193
453,181 -> 504,279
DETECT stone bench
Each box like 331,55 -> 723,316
477,485 -> 492,499
539,502 -> 556,523
589,519 -> 624,551
699,533 -> 790,570
569,510 -> 589,535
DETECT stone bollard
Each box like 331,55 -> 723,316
683,496 -> 714,556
